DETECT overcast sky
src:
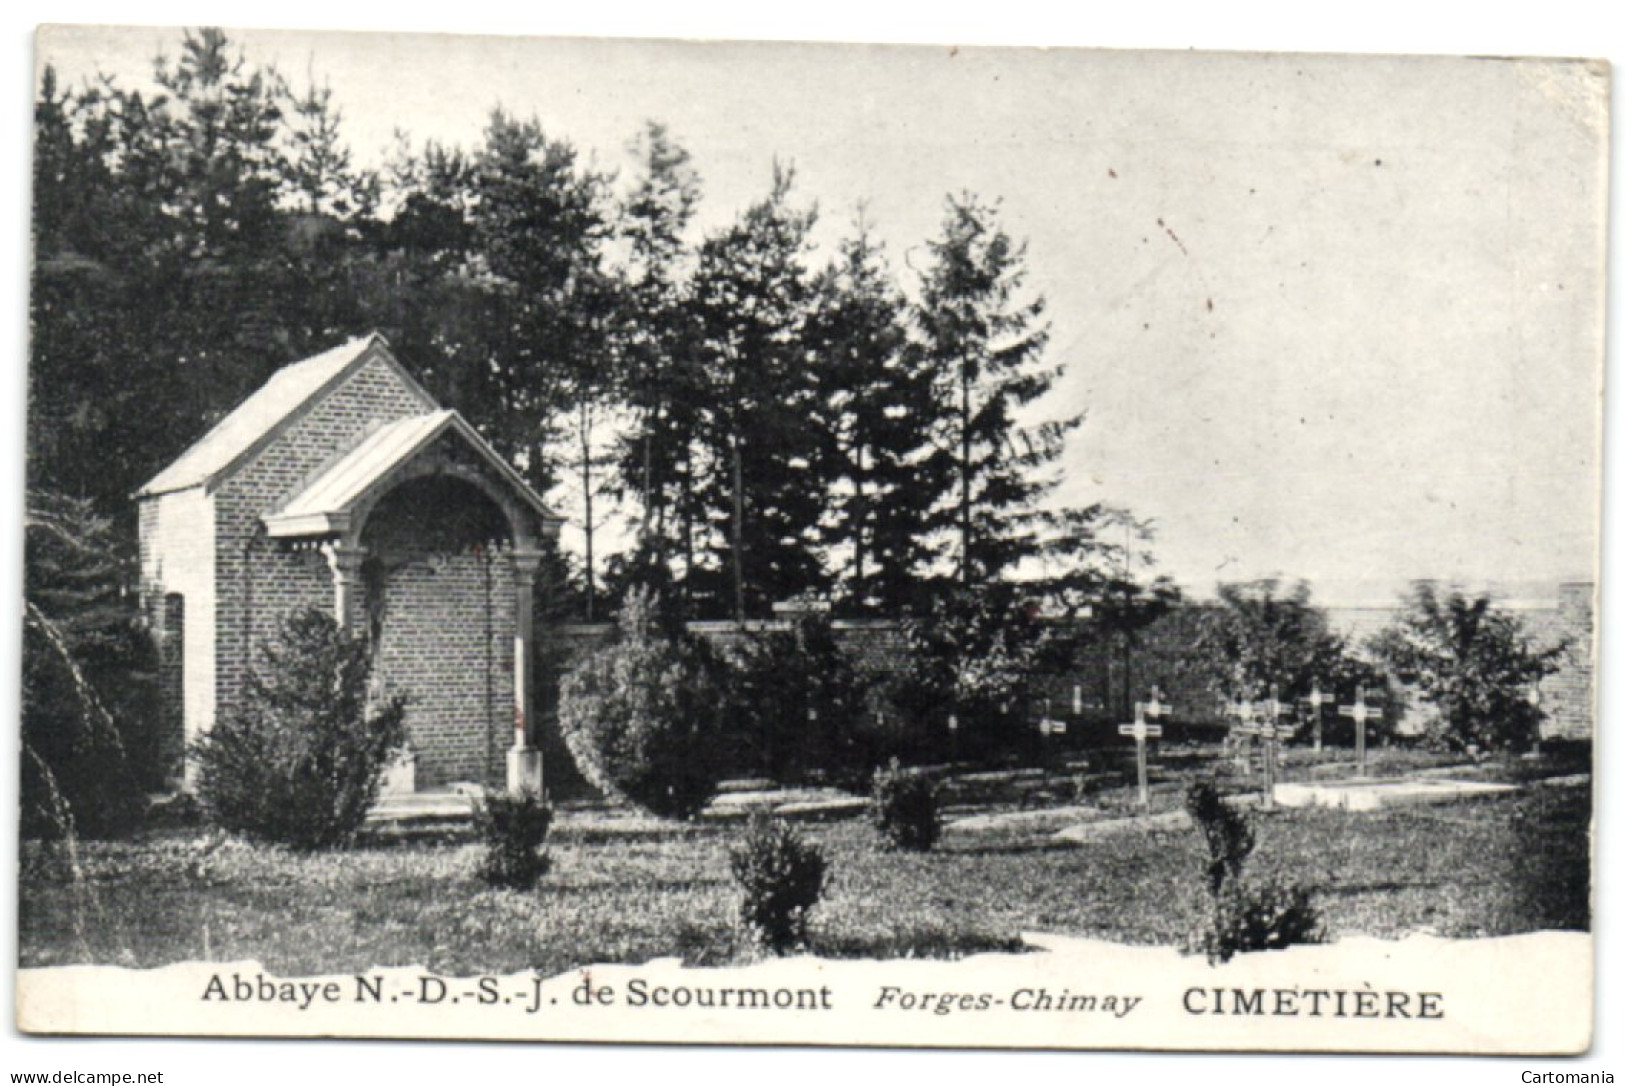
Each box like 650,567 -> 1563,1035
35,27 -> 1609,604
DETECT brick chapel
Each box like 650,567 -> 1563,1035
137,333 -> 562,794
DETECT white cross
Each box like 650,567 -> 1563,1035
1233,688 -> 1295,809
1119,704 -> 1163,810
1118,708 -> 1164,743
1139,686 -> 1172,722
1338,688 -> 1382,727
1258,683 -> 1290,724
1303,680 -> 1332,751
1338,686 -> 1384,776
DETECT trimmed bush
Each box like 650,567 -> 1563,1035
729,812 -> 830,954
1183,779 -> 1321,964
558,588 -> 731,820
870,758 -> 941,851
194,608 -> 406,849
472,790 -> 553,890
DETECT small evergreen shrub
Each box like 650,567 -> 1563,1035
1191,880 -> 1323,964
1185,780 -> 1255,896
870,758 -> 941,852
729,812 -> 830,954
558,588 -> 731,820
1183,780 -> 1322,964
471,790 -> 553,890
194,608 -> 406,849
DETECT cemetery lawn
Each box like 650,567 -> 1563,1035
18,778 -> 1589,976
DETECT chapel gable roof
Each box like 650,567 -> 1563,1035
136,332 -> 437,499
262,410 -> 560,539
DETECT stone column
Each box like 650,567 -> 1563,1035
321,542 -> 368,630
506,546 -> 545,796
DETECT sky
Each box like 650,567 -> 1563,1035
32,26 -> 1609,606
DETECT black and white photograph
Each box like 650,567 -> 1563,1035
6,8 -> 1613,1077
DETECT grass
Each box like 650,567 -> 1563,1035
18,769 -> 1590,976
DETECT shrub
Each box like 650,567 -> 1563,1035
1183,780 -> 1321,964
1370,583 -> 1566,753
557,587 -> 731,819
870,758 -> 941,851
194,608 -> 406,849
471,790 -> 553,890
729,613 -> 873,785
1196,579 -> 1354,711
1191,880 -> 1324,965
729,812 -> 830,954
889,585 -> 1049,764
1185,781 -> 1254,896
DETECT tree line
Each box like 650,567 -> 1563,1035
32,28 -> 1137,623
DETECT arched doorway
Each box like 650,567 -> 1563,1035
359,473 -> 519,788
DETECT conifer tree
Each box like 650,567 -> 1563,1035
913,193 -> 1077,588
687,165 -> 825,617
614,123 -> 706,607
806,217 -> 940,613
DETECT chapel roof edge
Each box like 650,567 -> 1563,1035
134,332 -> 439,501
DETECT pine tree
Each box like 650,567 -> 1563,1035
30,31 -> 306,514
614,123 -> 706,608
687,165 -> 825,618
469,110 -> 613,487
913,193 -> 1076,588
280,76 -> 376,218
806,216 -> 940,613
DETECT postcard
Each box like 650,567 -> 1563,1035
16,25 -> 1605,1055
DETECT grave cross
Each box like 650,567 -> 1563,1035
1338,686 -> 1383,777
1258,683 -> 1290,725
1301,680 -> 1333,752
1227,688 -> 1295,809
1072,684 -> 1106,717
1142,685 -> 1173,722
1254,684 -> 1297,809
1221,696 -> 1258,772
1120,692 -> 1170,811
1037,699 -> 1068,783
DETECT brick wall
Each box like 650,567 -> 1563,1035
377,546 -> 515,788
1541,582 -> 1595,740
212,354 -> 430,728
